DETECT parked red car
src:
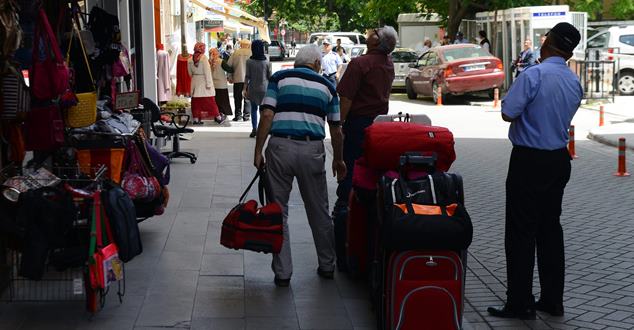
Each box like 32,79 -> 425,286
405,44 -> 504,102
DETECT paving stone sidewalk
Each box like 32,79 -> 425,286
0,131 -> 633,329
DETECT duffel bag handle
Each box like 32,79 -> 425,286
238,168 -> 272,206
399,152 -> 437,171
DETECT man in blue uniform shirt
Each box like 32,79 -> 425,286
488,22 -> 583,320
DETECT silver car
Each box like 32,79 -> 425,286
390,48 -> 418,90
267,40 -> 287,61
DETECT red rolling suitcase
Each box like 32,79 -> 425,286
346,189 -> 370,277
384,250 -> 464,330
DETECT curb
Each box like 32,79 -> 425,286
587,132 -> 634,151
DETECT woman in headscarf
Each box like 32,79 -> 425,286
209,48 -> 232,118
244,39 -> 271,138
188,42 -> 225,124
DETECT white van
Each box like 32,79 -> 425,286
586,25 -> 634,95
308,32 -> 367,46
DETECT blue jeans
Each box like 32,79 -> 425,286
250,101 -> 259,130
332,116 -> 375,267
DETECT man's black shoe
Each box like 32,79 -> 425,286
535,300 -> 564,316
487,304 -> 536,320
232,115 -> 242,122
317,268 -> 334,279
274,277 -> 290,287
243,116 -> 250,122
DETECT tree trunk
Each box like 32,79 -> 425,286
492,9 -> 499,56
446,0 -> 469,43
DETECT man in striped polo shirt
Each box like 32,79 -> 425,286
254,45 -> 347,287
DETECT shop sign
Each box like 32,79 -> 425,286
203,19 -> 224,29
115,91 -> 140,111
532,12 -> 565,17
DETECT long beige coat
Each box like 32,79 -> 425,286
226,48 -> 252,83
188,55 -> 215,97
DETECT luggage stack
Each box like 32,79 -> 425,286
343,114 -> 473,330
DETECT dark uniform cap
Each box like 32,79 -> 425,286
546,22 -> 581,53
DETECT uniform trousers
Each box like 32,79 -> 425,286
265,137 -> 336,279
505,145 -> 571,309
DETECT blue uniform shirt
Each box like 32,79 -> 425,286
502,56 -> 583,150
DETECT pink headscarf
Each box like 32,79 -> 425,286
209,48 -> 221,70
193,42 -> 206,67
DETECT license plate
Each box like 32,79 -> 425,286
464,64 -> 485,72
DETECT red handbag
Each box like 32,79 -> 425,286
30,8 -> 70,100
221,169 -> 283,254
88,192 -> 123,290
121,140 -> 161,201
23,105 -> 65,151
364,122 -> 456,172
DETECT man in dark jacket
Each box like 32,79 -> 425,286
332,25 -> 397,271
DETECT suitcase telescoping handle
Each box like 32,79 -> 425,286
399,152 -> 437,173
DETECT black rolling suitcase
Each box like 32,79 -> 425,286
373,153 -> 472,329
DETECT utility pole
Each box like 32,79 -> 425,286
181,0 -> 188,56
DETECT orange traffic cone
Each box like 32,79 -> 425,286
493,88 -> 500,108
599,105 -> 605,127
614,138 -> 630,177
436,86 -> 442,106
568,125 -> 578,159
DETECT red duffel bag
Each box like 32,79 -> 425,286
363,122 -> 456,172
220,169 -> 283,254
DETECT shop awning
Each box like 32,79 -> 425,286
190,0 -> 270,43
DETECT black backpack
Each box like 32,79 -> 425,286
102,182 -> 142,263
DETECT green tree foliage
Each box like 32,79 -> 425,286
609,0 -> 634,19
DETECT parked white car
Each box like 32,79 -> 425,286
586,25 -> 634,95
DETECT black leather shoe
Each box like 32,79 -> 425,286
535,300 -> 564,316
249,129 -> 256,138
274,277 -> 290,287
232,115 -> 242,122
243,116 -> 250,122
317,268 -> 334,279
487,304 -> 536,320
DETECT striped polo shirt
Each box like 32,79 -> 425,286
261,66 -> 340,139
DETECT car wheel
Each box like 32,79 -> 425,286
618,71 -> 634,95
406,79 -> 417,100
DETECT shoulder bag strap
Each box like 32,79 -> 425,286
65,17 -> 95,91
94,191 -> 103,248
257,167 -> 273,205
37,8 -> 65,64
88,193 -> 99,262
239,171 -> 260,204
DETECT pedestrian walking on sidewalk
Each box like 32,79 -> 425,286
244,40 -> 272,138
321,39 -> 342,87
187,42 -> 224,125
227,39 -> 252,122
253,44 -> 346,287
332,26 -> 397,271
487,22 -> 583,320
209,48 -> 233,118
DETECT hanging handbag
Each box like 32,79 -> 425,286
30,8 -> 70,101
0,61 -> 30,122
23,105 -> 65,151
220,168 -> 283,254
121,140 -> 161,202
64,19 -> 97,128
88,192 -> 124,289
